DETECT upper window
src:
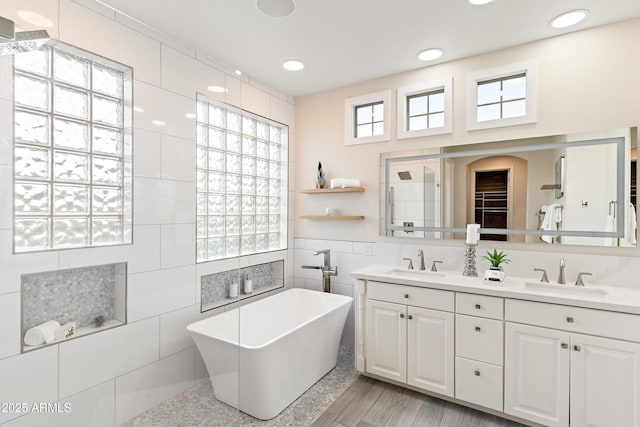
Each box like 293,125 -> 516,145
13,43 -> 133,253
345,91 -> 390,145
466,60 -> 538,131
397,78 -> 453,139
196,95 -> 288,263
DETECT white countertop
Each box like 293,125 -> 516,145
351,264 -> 640,315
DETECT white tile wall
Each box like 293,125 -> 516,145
133,129 -> 161,179
115,347 -> 196,425
161,224 -> 196,269
0,165 -> 12,230
0,346 -> 59,424
127,266 -> 196,322
161,135 -> 196,182
134,178 -> 196,225
59,317 -> 160,398
160,45 -> 226,100
0,292 -> 20,360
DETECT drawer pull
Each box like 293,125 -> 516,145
404,293 -> 410,299
574,345 -> 581,352
475,304 -> 481,309
561,343 -> 568,349
400,313 -> 405,319
474,326 -> 481,332
408,315 -> 413,320
474,370 -> 480,376
566,317 -> 574,323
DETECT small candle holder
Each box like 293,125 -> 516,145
463,243 -> 478,277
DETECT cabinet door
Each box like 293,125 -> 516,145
365,299 -> 406,382
571,333 -> 640,427
407,306 -> 454,396
505,323 -> 570,427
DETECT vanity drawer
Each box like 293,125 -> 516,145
456,293 -> 504,320
455,314 -> 503,365
368,281 -> 454,312
505,299 -> 640,343
455,357 -> 503,412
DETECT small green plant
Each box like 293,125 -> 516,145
483,249 -> 510,268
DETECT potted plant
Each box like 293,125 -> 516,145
483,249 -> 510,282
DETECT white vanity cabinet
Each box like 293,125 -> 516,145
364,281 -> 455,397
505,299 -> 640,427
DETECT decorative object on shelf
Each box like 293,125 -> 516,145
482,249 -> 510,282
55,322 -> 76,341
229,282 -> 239,299
95,315 -> 105,327
330,178 -> 360,189
463,224 -> 480,277
23,320 -> 60,346
325,206 -> 336,216
315,162 -> 326,189
243,275 -> 253,295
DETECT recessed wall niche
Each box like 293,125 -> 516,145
21,262 -> 127,352
201,260 -> 284,312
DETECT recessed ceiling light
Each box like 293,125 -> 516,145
235,70 -> 242,76
282,60 -> 304,71
17,10 -> 53,27
550,9 -> 588,29
417,48 -> 443,61
133,106 -> 144,113
151,120 -> 166,126
185,113 -> 196,119
468,0 -> 493,5
256,0 -> 295,17
207,85 -> 228,93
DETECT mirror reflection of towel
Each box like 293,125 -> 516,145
604,215 -> 616,247
628,203 -> 637,246
540,204 -> 562,244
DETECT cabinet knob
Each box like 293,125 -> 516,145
475,304 -> 481,309
408,315 -> 413,320
475,326 -> 481,332
404,293 -> 410,299
474,370 -> 480,376
566,317 -> 574,323
561,343 -> 568,349
400,313 -> 405,319
574,345 -> 581,352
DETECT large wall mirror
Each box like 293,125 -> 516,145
381,128 -> 637,247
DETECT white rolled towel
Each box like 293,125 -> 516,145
330,178 -> 360,189
24,320 -> 60,346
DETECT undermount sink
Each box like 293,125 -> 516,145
384,268 -> 445,279
524,282 -> 608,298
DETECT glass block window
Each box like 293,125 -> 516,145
13,43 -> 133,252
196,95 -> 288,262
407,89 -> 445,131
476,73 -> 526,122
354,101 -> 384,138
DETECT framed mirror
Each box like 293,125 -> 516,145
381,128 -> 637,247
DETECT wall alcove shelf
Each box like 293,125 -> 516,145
299,186 -> 365,220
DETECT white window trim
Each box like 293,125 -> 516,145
466,59 -> 538,131
344,90 -> 391,145
397,77 -> 453,140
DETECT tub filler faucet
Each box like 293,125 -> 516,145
302,249 -> 338,293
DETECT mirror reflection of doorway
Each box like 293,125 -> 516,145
475,170 -> 508,241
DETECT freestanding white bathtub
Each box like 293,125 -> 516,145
187,288 -> 353,420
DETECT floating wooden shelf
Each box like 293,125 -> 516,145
300,187 -> 365,194
300,215 -> 365,221
540,184 -> 561,190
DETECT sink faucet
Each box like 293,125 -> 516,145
417,249 -> 426,271
558,258 -> 566,285
302,249 -> 338,293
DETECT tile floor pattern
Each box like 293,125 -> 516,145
120,346 -> 357,427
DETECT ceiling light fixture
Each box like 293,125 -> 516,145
282,60 -> 304,71
468,0 -> 494,5
185,113 -> 196,119
550,9 -> 588,29
207,85 -> 228,93
417,48 -> 443,61
17,11 -> 53,28
235,70 -> 242,76
256,0 -> 295,17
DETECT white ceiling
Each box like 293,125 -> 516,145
98,0 -> 640,97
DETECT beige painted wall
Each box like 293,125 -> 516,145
294,18 -> 640,243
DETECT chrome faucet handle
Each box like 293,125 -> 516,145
574,272 -> 592,286
402,257 -> 414,270
431,260 -> 443,272
533,268 -> 549,283
417,249 -> 426,270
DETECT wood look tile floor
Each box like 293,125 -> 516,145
311,376 -> 526,427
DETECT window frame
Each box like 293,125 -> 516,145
466,60 -> 538,131
12,40 -> 133,253
344,90 -> 391,145
195,94 -> 289,263
397,78 -> 453,139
